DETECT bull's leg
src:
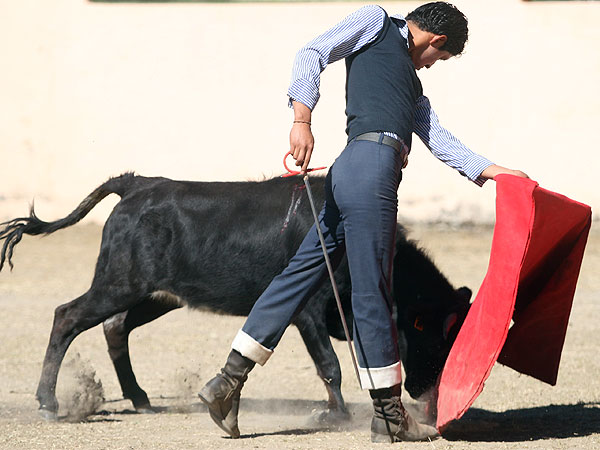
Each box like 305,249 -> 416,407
103,299 -> 181,412
36,289 -> 139,420
294,310 -> 350,424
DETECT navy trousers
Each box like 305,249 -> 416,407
234,135 -> 404,389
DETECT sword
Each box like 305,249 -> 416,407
282,151 -> 362,387
302,173 -> 362,389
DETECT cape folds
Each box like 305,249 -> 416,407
436,174 -> 592,430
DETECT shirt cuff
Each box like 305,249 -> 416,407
287,78 -> 320,110
462,155 -> 495,187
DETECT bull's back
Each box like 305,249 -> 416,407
96,175 -> 326,314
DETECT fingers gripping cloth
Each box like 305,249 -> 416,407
436,174 -> 592,431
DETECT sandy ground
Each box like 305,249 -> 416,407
0,222 -> 598,449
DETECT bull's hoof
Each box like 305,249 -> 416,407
135,406 -> 156,415
38,407 -> 58,421
307,408 -> 351,427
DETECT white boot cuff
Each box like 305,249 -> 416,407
231,330 -> 273,366
359,361 -> 402,390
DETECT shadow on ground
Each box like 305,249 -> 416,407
101,396 -> 372,430
99,397 -> 600,442
104,396 -> 371,418
442,402 -> 600,441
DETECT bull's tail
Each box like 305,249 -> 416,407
0,172 -> 137,272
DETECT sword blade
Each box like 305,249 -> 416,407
303,174 -> 362,388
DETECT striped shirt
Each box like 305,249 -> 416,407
287,5 -> 493,186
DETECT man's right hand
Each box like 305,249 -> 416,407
290,123 -> 314,175
290,100 -> 314,175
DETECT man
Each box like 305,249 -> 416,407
199,2 -> 528,443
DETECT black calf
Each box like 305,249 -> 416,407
0,173 -> 470,421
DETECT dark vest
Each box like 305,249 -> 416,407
345,11 -> 423,148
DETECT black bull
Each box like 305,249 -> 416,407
0,173 -> 471,421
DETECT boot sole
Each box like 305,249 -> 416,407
371,431 -> 395,443
371,431 -> 439,444
198,391 -> 241,439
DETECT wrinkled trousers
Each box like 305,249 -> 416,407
233,135 -> 404,389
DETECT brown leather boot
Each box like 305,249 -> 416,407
370,384 -> 439,443
198,350 -> 255,438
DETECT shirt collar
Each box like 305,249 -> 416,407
390,13 -> 410,47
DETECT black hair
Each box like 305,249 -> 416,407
406,2 -> 469,56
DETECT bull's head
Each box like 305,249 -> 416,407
392,229 -> 473,400
397,286 -> 471,399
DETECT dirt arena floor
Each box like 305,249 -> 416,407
0,223 -> 598,449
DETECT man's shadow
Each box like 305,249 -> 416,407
103,397 -> 600,442
441,402 -> 600,441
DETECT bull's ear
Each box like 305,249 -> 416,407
456,286 -> 472,302
443,313 -> 458,341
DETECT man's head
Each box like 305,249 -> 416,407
406,2 -> 468,70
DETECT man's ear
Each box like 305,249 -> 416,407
430,34 -> 448,49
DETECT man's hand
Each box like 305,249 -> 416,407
481,164 -> 529,180
290,101 -> 314,174
290,124 -> 314,174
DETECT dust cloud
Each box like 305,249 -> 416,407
173,366 -> 202,413
58,353 -> 105,422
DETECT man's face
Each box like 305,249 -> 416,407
408,32 -> 454,70
411,45 -> 453,70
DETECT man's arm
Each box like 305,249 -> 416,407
288,4 -> 385,110
413,95 -> 501,186
287,5 -> 385,172
413,96 -> 528,183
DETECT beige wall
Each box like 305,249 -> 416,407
1,0 -> 599,224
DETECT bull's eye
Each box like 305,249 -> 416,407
414,316 -> 424,332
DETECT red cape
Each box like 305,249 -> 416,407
436,174 -> 592,430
